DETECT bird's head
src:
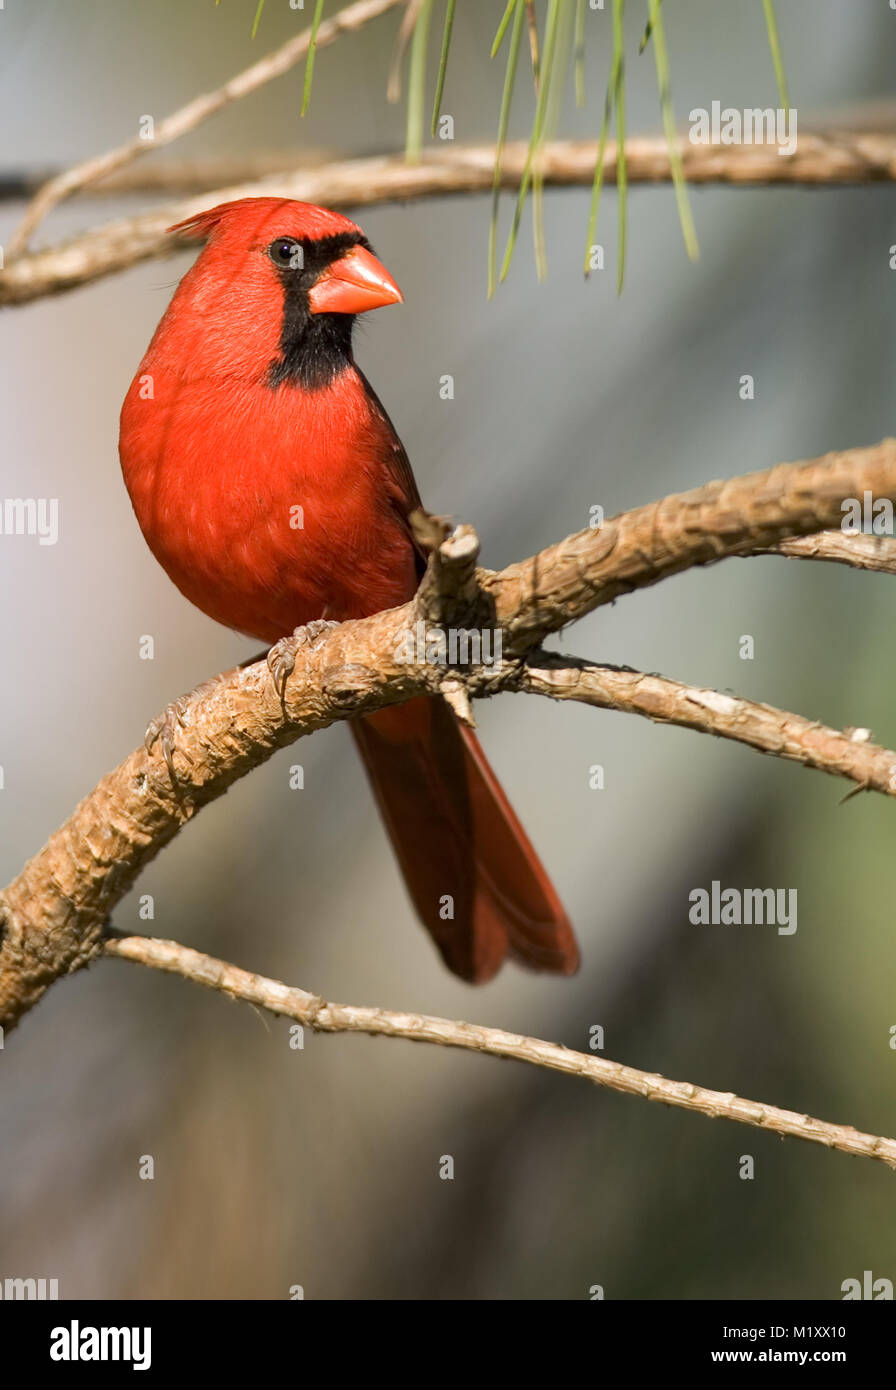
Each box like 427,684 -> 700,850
159,197 -> 403,388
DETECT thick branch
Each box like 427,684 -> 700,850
484,438 -> 896,650
4,439 -> 896,1029
104,933 -> 896,1168
5,133 -> 896,305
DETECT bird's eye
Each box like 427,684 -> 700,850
269,238 -> 304,270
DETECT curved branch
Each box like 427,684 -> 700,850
484,438 -> 896,650
5,132 -> 896,305
521,654 -> 896,793
104,933 -> 896,1168
3,439 -> 896,1030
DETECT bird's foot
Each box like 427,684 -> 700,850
267,620 -> 341,700
145,694 -> 199,783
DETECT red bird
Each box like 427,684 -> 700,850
119,197 -> 579,983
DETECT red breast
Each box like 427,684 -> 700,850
119,197 -> 414,642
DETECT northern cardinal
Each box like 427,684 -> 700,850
119,197 -> 578,983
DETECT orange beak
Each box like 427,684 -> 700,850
308,244 -> 404,316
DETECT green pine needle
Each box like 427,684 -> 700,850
613,0 -> 627,293
406,0 -> 434,161
638,0 -> 661,54
533,0 -> 574,279
574,0 -> 586,107
251,0 -> 265,39
488,0 -> 526,298
647,0 -> 699,263
301,0 -> 327,117
762,0 -> 790,112
499,0 -> 562,284
431,0 -> 456,136
584,0 -> 625,285
530,0 -> 565,280
491,0 -> 518,58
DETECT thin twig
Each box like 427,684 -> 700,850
103,933 -> 896,1168
519,654 -> 896,792
387,0 -> 423,103
766,530 -> 896,574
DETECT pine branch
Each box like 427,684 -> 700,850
5,133 -> 896,306
103,932 -> 896,1168
4,439 -> 896,1030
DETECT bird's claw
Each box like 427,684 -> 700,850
267,619 -> 341,700
145,698 -> 193,783
144,669 -> 238,783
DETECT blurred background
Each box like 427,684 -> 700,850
2,0 -> 895,1300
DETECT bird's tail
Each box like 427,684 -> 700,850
350,697 -> 579,983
